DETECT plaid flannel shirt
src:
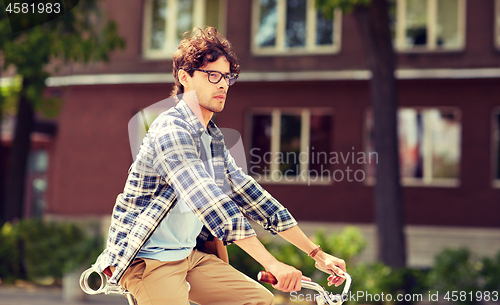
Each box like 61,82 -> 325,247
94,100 -> 297,284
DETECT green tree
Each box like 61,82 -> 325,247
316,0 -> 406,268
0,75 -> 22,223
0,1 -> 125,223
0,74 -> 4,224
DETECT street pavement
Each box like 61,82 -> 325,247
0,285 -> 126,305
0,284 -> 294,305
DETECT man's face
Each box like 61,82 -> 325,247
186,56 -> 231,115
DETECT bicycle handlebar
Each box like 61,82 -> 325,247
257,271 -> 352,305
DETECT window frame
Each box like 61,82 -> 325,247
364,107 -> 462,188
142,0 -> 227,60
492,107 -> 500,188
394,0 -> 467,53
246,107 -> 334,185
495,0 -> 500,50
251,0 -> 342,56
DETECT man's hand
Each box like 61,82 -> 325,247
313,251 -> 346,287
234,236 -> 311,292
265,261 -> 311,292
277,225 -> 348,287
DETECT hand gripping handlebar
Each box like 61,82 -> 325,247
258,271 -> 352,305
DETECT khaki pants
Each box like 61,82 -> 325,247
119,249 -> 275,305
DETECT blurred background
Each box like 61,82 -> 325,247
0,0 -> 499,304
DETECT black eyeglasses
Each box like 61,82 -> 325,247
192,69 -> 239,86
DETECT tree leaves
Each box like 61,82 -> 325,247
0,0 -> 125,116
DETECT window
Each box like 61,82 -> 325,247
252,0 -> 342,55
392,0 -> 466,51
142,0 -> 226,59
248,108 -> 333,184
365,108 -> 461,186
25,150 -> 49,218
496,0 -> 500,50
493,109 -> 500,188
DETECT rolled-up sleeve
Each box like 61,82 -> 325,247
152,121 -> 256,243
223,145 -> 298,235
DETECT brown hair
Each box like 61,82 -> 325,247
171,27 -> 240,99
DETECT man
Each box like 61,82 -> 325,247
94,27 -> 346,305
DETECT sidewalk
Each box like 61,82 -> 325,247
0,285 -> 126,305
0,284 -> 297,305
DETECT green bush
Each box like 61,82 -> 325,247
429,247 -> 500,305
0,222 -> 23,282
0,219 -> 102,283
429,247 -> 481,305
480,251 -> 500,293
347,263 -> 430,305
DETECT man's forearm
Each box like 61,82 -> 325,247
233,235 -> 279,269
277,225 -> 318,255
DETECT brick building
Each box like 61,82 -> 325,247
2,0 -> 500,266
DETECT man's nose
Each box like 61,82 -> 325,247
219,79 -> 229,90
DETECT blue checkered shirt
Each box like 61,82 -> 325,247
94,100 -> 297,284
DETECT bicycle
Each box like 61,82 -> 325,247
80,266 -> 352,305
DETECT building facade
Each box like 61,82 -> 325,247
3,0 -> 499,266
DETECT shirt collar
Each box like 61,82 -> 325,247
176,100 -> 224,141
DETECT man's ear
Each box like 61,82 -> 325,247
178,69 -> 191,89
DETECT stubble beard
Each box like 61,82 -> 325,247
201,99 -> 225,114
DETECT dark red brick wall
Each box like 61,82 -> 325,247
45,78 -> 500,227
58,0 -> 500,75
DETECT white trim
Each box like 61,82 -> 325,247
45,73 -> 175,86
270,109 -> 281,179
166,0 -> 177,53
276,0 -> 286,52
496,0 -> 500,50
364,174 -> 461,188
395,68 -> 500,79
238,70 -> 371,81
403,177 -> 461,187
218,0 -> 228,35
300,109 -> 311,183
141,0 -> 153,58
428,0 -> 437,50
306,0 -> 316,50
36,68 -> 500,87
193,0 -> 205,29
457,0 -> 466,48
395,0 -> 406,50
422,110 -> 434,183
